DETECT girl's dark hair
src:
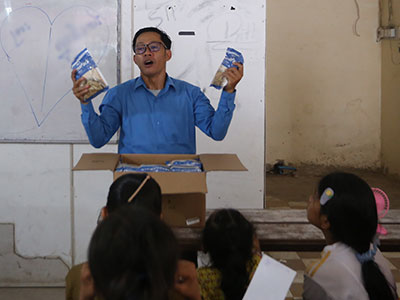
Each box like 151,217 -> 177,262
202,209 -> 255,300
318,172 -> 395,300
106,173 -> 162,216
132,27 -> 172,51
88,207 -> 178,300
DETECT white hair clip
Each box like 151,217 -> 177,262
320,187 -> 334,205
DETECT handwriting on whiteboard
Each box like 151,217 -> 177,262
0,5 -> 109,127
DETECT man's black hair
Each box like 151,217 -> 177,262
132,27 -> 172,52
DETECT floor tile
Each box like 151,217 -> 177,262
289,283 -> 303,298
266,251 -> 300,260
284,259 -> 306,271
297,251 -> 321,259
293,271 -> 304,283
391,269 -> 400,282
0,288 -> 64,300
302,258 -> 320,272
385,257 -> 400,270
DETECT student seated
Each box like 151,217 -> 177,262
197,209 -> 261,300
65,173 -> 162,300
82,207 -> 179,300
304,172 -> 398,300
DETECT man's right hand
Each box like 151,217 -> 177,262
71,69 -> 90,104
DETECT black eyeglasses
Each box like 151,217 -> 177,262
134,41 -> 167,54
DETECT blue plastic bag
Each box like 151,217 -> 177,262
166,159 -> 203,169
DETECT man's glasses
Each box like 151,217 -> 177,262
134,41 -> 167,55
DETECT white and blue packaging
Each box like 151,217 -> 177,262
210,47 -> 244,89
71,48 -> 109,102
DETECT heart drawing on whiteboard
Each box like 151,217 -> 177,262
0,5 -> 109,127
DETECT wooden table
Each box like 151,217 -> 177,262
173,209 -> 400,252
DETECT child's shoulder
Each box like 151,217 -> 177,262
306,248 -> 334,279
306,243 -> 358,278
305,243 -> 369,299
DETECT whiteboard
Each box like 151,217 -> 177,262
0,0 -> 118,142
134,0 -> 266,208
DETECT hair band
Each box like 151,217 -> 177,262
320,187 -> 334,205
355,236 -> 380,264
127,175 -> 151,203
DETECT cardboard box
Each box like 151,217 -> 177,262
73,153 -> 247,227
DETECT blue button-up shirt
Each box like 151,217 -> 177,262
80,75 -> 236,154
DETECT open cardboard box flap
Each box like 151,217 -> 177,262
199,154 -> 247,171
73,153 -> 247,172
72,153 -> 120,171
73,152 -> 246,194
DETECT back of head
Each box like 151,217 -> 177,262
106,173 -> 162,216
202,209 -> 254,300
318,172 -> 395,300
132,27 -> 172,51
88,207 -> 178,300
318,172 -> 377,253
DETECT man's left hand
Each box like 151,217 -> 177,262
223,62 -> 244,93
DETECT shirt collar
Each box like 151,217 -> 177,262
132,74 -> 176,91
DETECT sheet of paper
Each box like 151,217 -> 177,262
243,253 -> 296,300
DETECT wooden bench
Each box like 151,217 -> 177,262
173,209 -> 400,252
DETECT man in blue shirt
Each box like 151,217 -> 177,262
71,27 -> 243,154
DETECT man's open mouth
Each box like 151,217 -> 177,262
144,60 -> 154,66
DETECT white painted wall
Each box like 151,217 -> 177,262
72,144 -> 117,265
0,144 -> 71,263
0,144 -> 71,285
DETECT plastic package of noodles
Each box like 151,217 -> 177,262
71,48 -> 108,102
210,47 -> 244,89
